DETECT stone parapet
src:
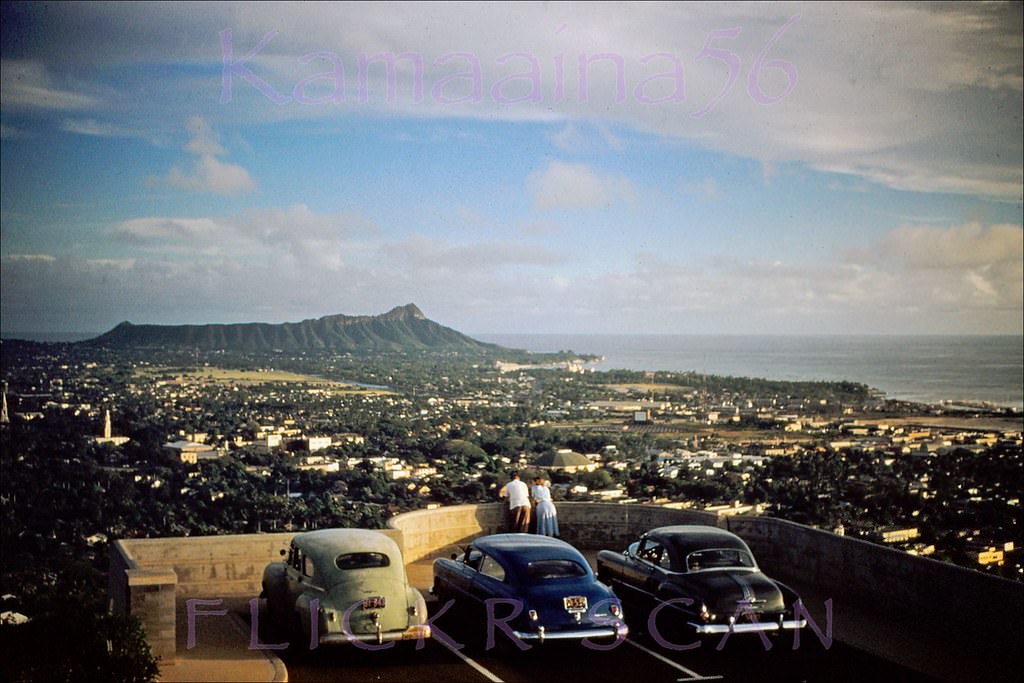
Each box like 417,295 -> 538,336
109,528 -> 403,660
109,540 -> 178,661
727,515 -> 1024,625
386,501 -> 723,561
109,504 -> 1022,680
388,504 -> 506,562
727,514 -> 1024,680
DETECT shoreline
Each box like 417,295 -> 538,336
477,334 -> 1023,414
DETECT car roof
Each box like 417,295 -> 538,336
294,528 -> 402,559
645,525 -> 752,554
472,534 -> 591,574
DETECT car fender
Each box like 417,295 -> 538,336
262,562 -> 291,617
773,579 -> 801,607
407,586 -> 428,626
295,590 -> 321,641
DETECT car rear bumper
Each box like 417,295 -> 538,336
512,622 -> 628,643
319,624 -> 431,645
690,618 -> 806,635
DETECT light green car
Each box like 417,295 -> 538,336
261,528 -> 430,647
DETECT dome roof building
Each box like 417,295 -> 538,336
532,449 -> 598,473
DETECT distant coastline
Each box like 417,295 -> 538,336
477,333 -> 1024,411
1,331 -> 100,343
4,330 -> 1021,411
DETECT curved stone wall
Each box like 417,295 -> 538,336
110,501 -> 1022,679
387,501 -> 722,561
728,514 -> 1024,623
386,503 -> 507,562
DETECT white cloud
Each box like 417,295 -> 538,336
875,223 -> 1024,270
548,122 -> 624,153
3,253 -> 56,263
381,234 -> 563,272
683,177 -> 719,201
60,118 -> 142,138
838,222 -> 1024,317
0,60 -> 98,111
5,217 -> 1022,335
155,117 -> 255,196
112,217 -> 228,242
6,4 -> 1021,199
165,156 -> 255,196
108,204 -> 374,272
529,160 -> 637,211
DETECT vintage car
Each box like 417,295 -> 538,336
261,528 -> 430,646
596,525 -> 806,637
432,533 -> 627,646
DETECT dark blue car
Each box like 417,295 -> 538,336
432,534 -> 628,647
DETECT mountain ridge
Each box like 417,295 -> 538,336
84,304 -> 502,353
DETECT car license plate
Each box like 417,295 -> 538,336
361,596 -> 387,610
563,596 -> 588,612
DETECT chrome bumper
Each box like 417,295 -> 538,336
512,622 -> 628,643
690,618 -> 806,635
319,624 -> 431,645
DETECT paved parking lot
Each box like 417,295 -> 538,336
266,594 -> 938,683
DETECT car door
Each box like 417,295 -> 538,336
266,543 -> 310,624
286,545 -> 314,610
619,538 -> 666,607
469,552 -> 512,606
442,546 -> 483,604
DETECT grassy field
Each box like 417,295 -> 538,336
132,366 -> 391,393
606,382 -> 695,393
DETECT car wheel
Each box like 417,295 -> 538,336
285,612 -> 311,657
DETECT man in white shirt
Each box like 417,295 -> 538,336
499,472 -> 531,532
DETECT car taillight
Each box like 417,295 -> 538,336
700,603 -> 714,623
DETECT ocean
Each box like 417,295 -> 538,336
476,334 -> 1024,411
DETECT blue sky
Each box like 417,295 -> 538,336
1,2 -> 1021,336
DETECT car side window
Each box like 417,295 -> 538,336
302,554 -> 315,579
659,549 -> 673,570
638,540 -> 663,565
464,548 -> 483,571
478,554 -> 506,582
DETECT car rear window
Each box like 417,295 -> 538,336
686,549 -> 755,571
526,559 -> 588,579
335,552 -> 391,570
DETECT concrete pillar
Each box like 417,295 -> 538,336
124,568 -> 178,660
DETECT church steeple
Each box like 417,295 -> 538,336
1,385 -> 9,425
103,409 -> 112,439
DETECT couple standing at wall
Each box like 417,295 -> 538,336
499,472 -> 559,536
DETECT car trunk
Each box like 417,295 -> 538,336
522,582 -> 614,630
699,571 -> 785,616
324,574 -> 409,636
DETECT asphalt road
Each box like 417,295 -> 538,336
248,598 -> 941,683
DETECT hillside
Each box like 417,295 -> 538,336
84,304 -> 504,353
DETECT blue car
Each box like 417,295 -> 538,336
432,534 -> 628,647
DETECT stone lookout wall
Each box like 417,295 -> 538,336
110,502 -> 1022,680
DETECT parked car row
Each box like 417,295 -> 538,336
261,525 -> 806,649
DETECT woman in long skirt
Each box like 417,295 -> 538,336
531,477 -> 559,537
